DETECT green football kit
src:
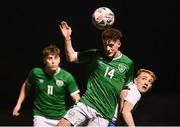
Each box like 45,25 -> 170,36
78,49 -> 134,121
26,67 -> 80,120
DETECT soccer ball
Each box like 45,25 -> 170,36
92,7 -> 115,30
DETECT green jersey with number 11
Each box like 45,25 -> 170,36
27,67 -> 80,120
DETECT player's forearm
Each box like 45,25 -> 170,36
64,37 -> 77,62
16,82 -> 28,106
17,82 -> 29,105
119,89 -> 128,111
72,93 -> 80,104
122,111 -> 135,127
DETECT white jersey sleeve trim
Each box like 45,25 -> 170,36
70,90 -> 80,96
74,52 -> 78,63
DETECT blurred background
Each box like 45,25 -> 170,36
1,0 -> 180,125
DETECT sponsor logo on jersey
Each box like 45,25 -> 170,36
118,64 -> 126,73
38,79 -> 44,83
56,80 -> 64,87
98,57 -> 107,65
99,57 -> 103,61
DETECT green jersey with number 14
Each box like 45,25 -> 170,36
78,49 -> 134,121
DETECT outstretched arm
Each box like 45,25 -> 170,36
59,21 -> 77,62
12,80 -> 30,116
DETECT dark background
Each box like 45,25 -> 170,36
1,0 -> 180,126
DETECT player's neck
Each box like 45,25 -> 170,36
45,67 -> 57,76
114,50 -> 121,58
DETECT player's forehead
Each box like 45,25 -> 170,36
103,39 -> 118,45
138,72 -> 153,80
45,54 -> 59,59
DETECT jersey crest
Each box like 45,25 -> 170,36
56,80 -> 64,87
118,64 -> 126,73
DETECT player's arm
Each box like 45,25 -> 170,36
12,80 -> 30,116
121,101 -> 135,127
119,86 -> 130,112
59,21 -> 77,63
71,92 -> 80,104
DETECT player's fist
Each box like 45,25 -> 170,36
12,105 -> 21,116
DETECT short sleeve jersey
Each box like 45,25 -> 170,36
77,49 -> 134,121
26,67 -> 80,120
125,82 -> 141,106
112,82 -> 141,122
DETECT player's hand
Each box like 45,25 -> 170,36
12,105 -> 21,116
59,21 -> 72,40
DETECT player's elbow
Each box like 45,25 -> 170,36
66,57 -> 76,63
65,56 -> 75,63
66,52 -> 77,63
66,57 -> 73,62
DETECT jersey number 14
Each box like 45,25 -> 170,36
104,67 -> 115,79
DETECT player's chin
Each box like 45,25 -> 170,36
105,52 -> 112,56
107,54 -> 114,58
140,88 -> 148,93
49,67 -> 58,71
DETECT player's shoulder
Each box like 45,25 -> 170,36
30,67 -> 44,74
87,49 -> 100,52
129,83 -> 141,95
59,67 -> 73,77
121,54 -> 134,63
128,82 -> 137,89
78,49 -> 102,60
59,67 -> 69,73
80,49 -> 101,54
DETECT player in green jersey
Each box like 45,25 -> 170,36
12,45 -> 80,126
57,21 -> 134,126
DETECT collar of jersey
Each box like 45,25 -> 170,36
54,67 -> 61,75
113,53 -> 122,60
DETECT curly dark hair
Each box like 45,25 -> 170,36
102,28 -> 123,41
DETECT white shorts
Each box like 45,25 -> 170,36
64,102 -> 109,127
33,115 -> 59,127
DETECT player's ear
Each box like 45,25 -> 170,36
117,40 -> 121,47
134,77 -> 137,84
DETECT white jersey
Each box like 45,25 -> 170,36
112,82 -> 141,122
125,82 -> 141,106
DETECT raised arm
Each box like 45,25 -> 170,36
12,80 -> 30,116
59,21 -> 77,62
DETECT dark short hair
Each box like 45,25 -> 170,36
102,28 -> 123,41
43,45 -> 60,58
